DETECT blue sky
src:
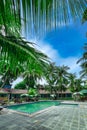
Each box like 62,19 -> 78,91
35,20 -> 87,77
22,16 -> 87,77
12,21 -> 87,87
44,21 -> 87,58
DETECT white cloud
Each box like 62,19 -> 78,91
57,57 -> 81,77
35,40 -> 81,77
11,39 -> 81,87
11,77 -> 23,88
36,78 -> 48,85
36,41 -> 58,61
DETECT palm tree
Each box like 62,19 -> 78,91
68,73 -> 83,92
0,0 -> 50,87
56,65 -> 70,97
0,0 -> 20,36
0,0 -> 87,87
21,0 -> 87,37
68,73 -> 77,92
77,6 -> 87,78
1,0 -> 86,36
74,78 -> 84,92
45,64 -> 70,98
45,62 -> 57,95
77,44 -> 87,78
22,69 -> 43,91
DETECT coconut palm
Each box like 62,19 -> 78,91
68,73 -> 83,92
0,34 -> 50,86
77,44 -> 87,78
45,64 -> 70,98
22,70 -> 43,91
1,0 -> 86,37
21,0 -> 87,37
76,6 -> 87,78
76,5 -> 87,78
0,0 -> 86,65
55,65 -> 70,97
0,0 -> 87,87
0,0 -> 50,87
0,0 -> 49,60
68,73 -> 77,92
45,62 -> 57,94
0,0 -> 20,36
75,78 -> 84,91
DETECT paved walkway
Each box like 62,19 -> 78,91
0,102 -> 87,130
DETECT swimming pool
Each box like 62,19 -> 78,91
7,101 -> 60,114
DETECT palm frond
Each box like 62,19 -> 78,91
82,8 -> 87,23
0,34 -> 50,77
0,0 -> 20,36
80,70 -> 87,78
20,0 -> 87,37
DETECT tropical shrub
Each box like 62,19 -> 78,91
28,88 -> 38,97
14,81 -> 26,90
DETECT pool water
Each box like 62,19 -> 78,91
7,101 -> 60,114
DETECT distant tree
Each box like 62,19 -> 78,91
69,73 -> 77,92
56,65 -> 70,97
22,69 -> 43,91
77,44 -> 87,78
14,81 -> 26,90
69,73 -> 83,92
45,63 -> 70,98
45,63 -> 57,94
74,78 -> 83,92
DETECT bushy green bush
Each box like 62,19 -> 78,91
14,81 -> 26,89
28,88 -> 38,97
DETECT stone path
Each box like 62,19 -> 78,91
0,102 -> 87,130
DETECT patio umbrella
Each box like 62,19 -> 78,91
29,94 -> 38,98
78,92 -> 84,96
79,89 -> 87,94
79,89 -> 87,96
20,94 -> 29,97
73,92 -> 84,96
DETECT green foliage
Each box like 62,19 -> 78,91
77,44 -> 87,78
55,65 -> 70,93
0,0 -> 50,87
69,73 -> 83,93
14,81 -> 26,89
45,63 -> 70,96
45,63 -> 57,94
0,33 -> 49,87
24,73 -> 38,88
0,81 -> 3,87
21,0 -> 86,35
82,8 -> 87,23
0,0 -> 20,36
28,88 -> 38,96
0,0 -> 86,90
